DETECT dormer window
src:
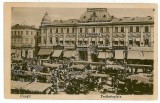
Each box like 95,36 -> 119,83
103,15 -> 106,18
84,16 -> 86,19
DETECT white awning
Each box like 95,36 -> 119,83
142,51 -> 154,60
128,51 -> 143,59
52,50 -> 62,58
98,52 -> 113,59
115,50 -> 124,59
63,50 -> 76,58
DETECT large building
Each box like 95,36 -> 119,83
37,8 -> 154,67
11,24 -> 37,59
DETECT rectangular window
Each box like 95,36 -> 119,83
61,28 -> 63,33
136,26 -> 139,32
130,27 -> 133,32
78,41 -> 82,45
80,28 -> 82,33
85,28 -> 88,33
145,39 -> 149,45
14,31 -> 16,35
129,40 -> 133,45
84,41 -> 88,45
115,27 -> 118,33
120,40 -> 124,45
18,31 -> 20,35
114,41 -> 118,45
60,41 -> 63,45
21,31 -> 23,35
99,41 -> 103,45
71,41 -> 74,45
50,28 -> 52,33
26,31 -> 29,35
121,27 -> 124,32
56,37 -> 59,44
135,41 -> 140,47
91,41 -> 95,45
93,27 -> 96,32
56,28 -> 58,33
145,26 -> 149,32
106,27 -> 109,33
72,28 -> 75,33
100,27 -> 103,33
67,28 -> 69,33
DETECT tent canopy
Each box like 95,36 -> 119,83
43,63 -> 60,68
70,65 -> 85,70
52,50 -> 62,58
38,49 -> 53,55
63,50 -> 76,58
23,82 -> 52,92
11,81 -> 29,89
98,52 -> 113,59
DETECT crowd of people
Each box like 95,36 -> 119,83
11,59 -> 153,95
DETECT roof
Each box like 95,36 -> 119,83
42,12 -> 51,22
112,16 -> 154,23
80,8 -> 112,22
11,24 -> 37,30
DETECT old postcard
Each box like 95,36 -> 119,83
4,3 -> 158,100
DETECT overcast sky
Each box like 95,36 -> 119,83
11,8 -> 154,28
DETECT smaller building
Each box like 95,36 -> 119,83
11,24 -> 37,59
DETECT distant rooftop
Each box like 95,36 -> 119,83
11,24 -> 38,30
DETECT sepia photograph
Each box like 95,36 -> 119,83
4,3 -> 158,100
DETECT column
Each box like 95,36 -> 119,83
140,26 -> 144,47
125,26 -> 128,46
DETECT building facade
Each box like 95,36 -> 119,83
11,24 -> 37,59
37,8 -> 154,66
